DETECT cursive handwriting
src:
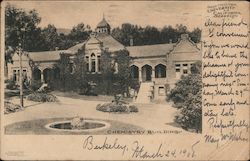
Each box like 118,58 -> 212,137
83,135 -> 128,155
82,136 -> 200,159
203,3 -> 249,149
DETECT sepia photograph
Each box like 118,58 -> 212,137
3,1 -> 202,136
1,0 -> 249,160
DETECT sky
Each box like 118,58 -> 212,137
5,1 -> 204,30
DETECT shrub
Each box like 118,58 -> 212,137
96,102 -> 138,113
27,92 -> 58,102
30,80 -> 42,91
174,91 -> 202,132
129,105 -> 138,112
5,79 -> 17,90
167,61 -> 202,133
4,101 -> 22,114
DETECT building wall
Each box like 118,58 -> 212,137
166,38 -> 201,89
8,53 -> 32,84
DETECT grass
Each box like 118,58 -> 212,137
5,117 -> 144,135
5,89 -> 31,99
52,91 -> 133,102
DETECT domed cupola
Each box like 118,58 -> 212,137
96,15 -> 111,34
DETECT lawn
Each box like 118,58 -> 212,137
52,91 -> 133,102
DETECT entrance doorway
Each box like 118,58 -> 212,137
142,65 -> 152,82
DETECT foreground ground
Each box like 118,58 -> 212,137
4,93 -> 199,136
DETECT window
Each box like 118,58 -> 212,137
13,70 -> 17,82
23,69 -> 27,78
86,56 -> 89,71
158,86 -> 165,95
91,53 -> 96,72
155,64 -> 166,78
17,70 -> 20,81
69,63 -> 74,73
97,56 -> 101,72
130,65 -> 139,79
182,63 -> 188,75
175,64 -> 181,79
183,69 -> 188,74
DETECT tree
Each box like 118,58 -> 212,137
68,23 -> 91,43
176,24 -> 188,34
73,45 -> 88,93
57,53 -> 71,91
189,28 -> 202,43
100,51 -> 114,95
57,33 -> 75,50
112,23 -> 201,46
115,50 -> 131,95
5,4 -> 46,80
168,61 -> 202,132
5,4 -> 43,52
41,24 -> 60,51
142,26 -> 161,45
160,25 -> 179,43
112,23 -> 144,46
4,46 -> 14,78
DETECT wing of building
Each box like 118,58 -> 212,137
7,17 -> 201,102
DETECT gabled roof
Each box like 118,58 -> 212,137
96,33 -> 125,52
27,50 -> 70,61
127,43 -> 175,58
67,42 -> 85,53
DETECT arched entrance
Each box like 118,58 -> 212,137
33,68 -> 41,81
53,67 -> 60,80
43,68 -> 53,83
142,65 -> 152,82
130,65 -> 139,79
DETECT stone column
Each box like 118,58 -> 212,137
88,56 -> 91,72
139,69 -> 142,82
152,69 -> 155,82
95,56 -> 98,72
41,70 -> 44,83
188,63 -> 191,74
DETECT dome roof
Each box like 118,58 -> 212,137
96,18 -> 110,28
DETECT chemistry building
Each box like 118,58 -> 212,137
7,17 -> 201,103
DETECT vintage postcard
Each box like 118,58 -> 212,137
0,0 -> 249,160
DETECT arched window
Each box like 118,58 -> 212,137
69,62 -> 74,74
97,56 -> 101,72
130,65 -> 139,79
155,64 -> 166,78
85,56 -> 89,72
91,53 -> 96,72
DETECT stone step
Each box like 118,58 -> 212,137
135,82 -> 154,103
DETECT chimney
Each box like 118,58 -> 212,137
130,37 -> 134,46
90,32 -> 96,38
180,34 -> 189,40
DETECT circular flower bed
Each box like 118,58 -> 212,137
26,92 -> 58,102
96,102 -> 138,113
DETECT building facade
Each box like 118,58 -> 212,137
7,17 -> 201,102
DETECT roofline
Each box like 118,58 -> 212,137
131,55 -> 166,59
